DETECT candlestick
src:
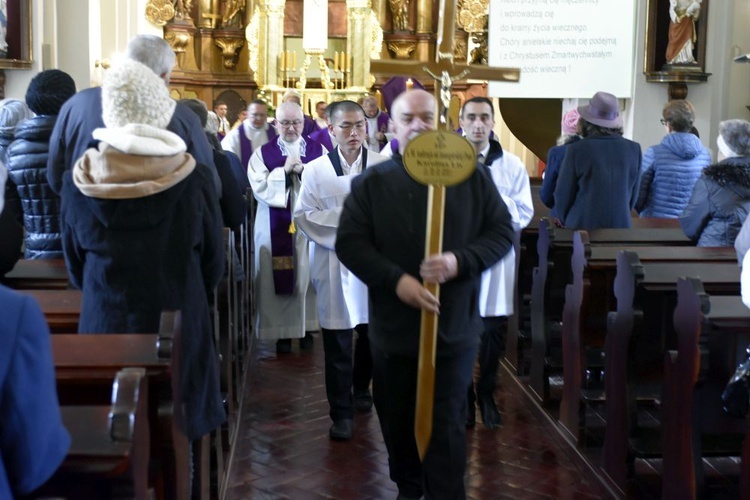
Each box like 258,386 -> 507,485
292,51 -> 297,70
334,51 -> 339,72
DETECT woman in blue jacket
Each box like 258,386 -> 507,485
636,100 -> 710,218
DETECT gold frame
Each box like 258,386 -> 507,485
644,0 -> 710,83
0,0 -> 32,70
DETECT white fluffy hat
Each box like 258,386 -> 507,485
101,58 -> 175,130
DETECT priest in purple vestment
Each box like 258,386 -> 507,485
248,102 -> 327,353
221,99 -> 277,170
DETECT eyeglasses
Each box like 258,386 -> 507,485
660,119 -> 668,125
336,122 -> 366,132
279,120 -> 303,128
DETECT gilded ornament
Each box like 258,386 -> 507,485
164,31 -> 190,54
370,10 -> 383,59
174,0 -> 193,20
387,41 -> 416,59
215,38 -> 245,69
457,0 -> 487,33
388,0 -> 409,31
246,6 -> 260,73
145,0 -> 175,27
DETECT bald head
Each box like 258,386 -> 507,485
391,90 -> 435,154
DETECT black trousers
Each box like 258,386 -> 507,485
321,324 -> 372,421
371,343 -> 477,500
470,316 -> 507,400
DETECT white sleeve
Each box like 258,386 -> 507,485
221,128 -> 241,159
248,148 -> 288,208
293,163 -> 342,250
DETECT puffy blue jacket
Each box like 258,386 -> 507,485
636,132 -> 711,218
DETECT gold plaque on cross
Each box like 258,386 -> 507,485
402,131 -> 476,187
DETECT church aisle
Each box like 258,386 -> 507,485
225,334 -> 605,499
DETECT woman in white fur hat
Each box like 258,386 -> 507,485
60,58 -> 227,441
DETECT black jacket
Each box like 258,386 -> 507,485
6,116 -> 63,259
335,154 -> 514,356
680,156 -> 750,247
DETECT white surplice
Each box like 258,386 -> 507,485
479,150 -> 534,317
248,138 -> 323,339
293,147 -> 388,329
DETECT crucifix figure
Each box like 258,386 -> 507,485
369,0 -> 520,461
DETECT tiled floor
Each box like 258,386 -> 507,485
224,334 -> 607,499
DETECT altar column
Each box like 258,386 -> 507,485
347,0 -> 373,91
257,0 -> 286,89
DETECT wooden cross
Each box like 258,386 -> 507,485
369,0 -> 520,461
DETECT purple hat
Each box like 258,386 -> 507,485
577,91 -> 622,128
561,109 -> 580,135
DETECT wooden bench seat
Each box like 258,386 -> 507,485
602,253 -> 742,491
21,289 -> 81,333
1,258 -> 70,290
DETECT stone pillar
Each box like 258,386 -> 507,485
257,0 -> 286,89
347,0 -> 372,90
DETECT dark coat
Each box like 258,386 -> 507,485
635,132 -> 710,218
335,154 -> 514,356
680,157 -> 750,247
47,87 -> 216,194
61,163 -> 226,440
554,134 -> 642,229
540,136 -> 581,218
213,149 -> 247,229
6,116 -> 63,259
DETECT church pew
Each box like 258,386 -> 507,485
21,288 -> 81,333
52,312 -> 194,500
43,367 -> 150,500
529,217 -> 692,401
662,279 -> 750,498
559,232 -> 737,443
602,253 -> 741,491
0,258 -> 70,289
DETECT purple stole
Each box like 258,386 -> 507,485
260,136 -> 325,294
239,124 -> 278,168
309,127 -> 333,152
374,112 -> 390,149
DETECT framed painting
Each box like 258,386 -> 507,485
0,0 -> 32,69
644,0 -> 710,83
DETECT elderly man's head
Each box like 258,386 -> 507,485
390,90 -> 435,155
275,102 -> 304,142
125,34 -> 176,84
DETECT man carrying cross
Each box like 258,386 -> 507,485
336,89 -> 514,498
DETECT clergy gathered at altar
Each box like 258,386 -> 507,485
1,0 -> 750,498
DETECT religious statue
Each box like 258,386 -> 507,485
173,0 -> 193,20
388,0 -> 409,31
665,0 -> 701,65
222,0 -> 245,28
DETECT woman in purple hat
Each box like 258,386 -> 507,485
553,91 -> 642,229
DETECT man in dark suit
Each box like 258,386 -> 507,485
335,89 -> 514,499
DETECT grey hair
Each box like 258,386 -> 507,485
719,119 -> 750,157
125,34 -> 176,81
662,100 -> 695,133
205,111 -> 220,134
276,102 -> 303,120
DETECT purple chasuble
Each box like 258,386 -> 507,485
239,125 -> 278,169
309,127 -> 333,151
259,136 -> 325,294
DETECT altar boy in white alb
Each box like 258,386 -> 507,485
459,97 -> 534,429
294,101 -> 388,441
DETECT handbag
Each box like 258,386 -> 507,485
722,347 -> 750,418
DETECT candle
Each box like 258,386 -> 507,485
286,50 -> 291,72
376,89 -> 383,109
334,51 -> 339,72
345,52 -> 349,72
406,78 -> 414,91
292,51 -> 297,70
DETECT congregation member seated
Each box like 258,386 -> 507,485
554,91 -> 642,229
540,108 -> 580,221
60,57 -> 226,442
636,99 -> 711,218
680,119 -> 750,246
7,70 -> 76,259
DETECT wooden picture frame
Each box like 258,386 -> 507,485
0,0 -> 32,69
644,0 -> 710,83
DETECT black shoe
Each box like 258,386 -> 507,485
354,389 -> 373,412
276,339 -> 292,354
329,419 -> 353,441
299,332 -> 314,351
478,394 -> 501,430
